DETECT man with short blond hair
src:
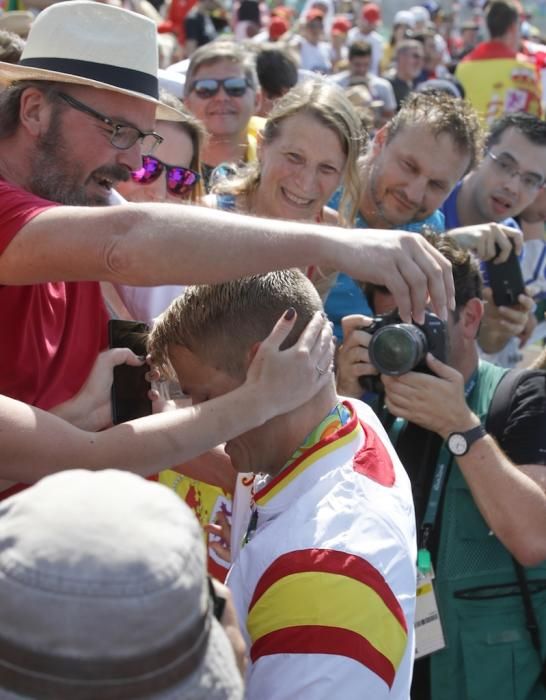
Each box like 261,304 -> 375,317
149,269 -> 417,700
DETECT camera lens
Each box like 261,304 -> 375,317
368,324 -> 427,375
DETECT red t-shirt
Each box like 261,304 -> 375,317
0,180 -> 109,410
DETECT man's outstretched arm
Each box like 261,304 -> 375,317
0,202 -> 454,323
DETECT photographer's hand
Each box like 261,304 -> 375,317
336,315 -> 378,398
382,354 -> 479,439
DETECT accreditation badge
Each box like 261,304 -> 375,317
414,566 -> 446,659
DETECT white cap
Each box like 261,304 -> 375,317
393,10 -> 416,27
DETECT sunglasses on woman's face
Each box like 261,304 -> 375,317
189,77 -> 251,99
131,155 -> 201,197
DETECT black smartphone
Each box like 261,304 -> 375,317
108,319 -> 152,424
484,243 -> 525,307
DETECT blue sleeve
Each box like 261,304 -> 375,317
324,273 -> 373,341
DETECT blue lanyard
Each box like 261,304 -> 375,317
418,368 -> 479,572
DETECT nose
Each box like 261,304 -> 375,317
117,140 -> 143,173
404,176 -> 427,206
501,171 -> 521,196
150,171 -> 168,202
294,164 -> 318,194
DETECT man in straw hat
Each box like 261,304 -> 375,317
0,468 -> 245,699
0,4 -> 453,460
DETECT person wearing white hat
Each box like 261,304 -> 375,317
409,5 -> 431,32
0,469 -> 245,699
0,2 -> 455,491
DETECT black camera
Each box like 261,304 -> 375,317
360,310 -> 448,389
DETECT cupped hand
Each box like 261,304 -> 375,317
382,354 -> 478,438
479,288 -> 534,353
334,229 -> 454,324
50,348 -> 145,431
336,314 -> 377,398
449,223 -> 523,262
245,309 -> 335,419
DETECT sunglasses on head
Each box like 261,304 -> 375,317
189,77 -> 251,99
131,155 -> 201,197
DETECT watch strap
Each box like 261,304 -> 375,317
448,424 -> 487,456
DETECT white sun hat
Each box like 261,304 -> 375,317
0,0 -> 183,120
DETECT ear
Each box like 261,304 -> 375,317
19,87 -> 54,138
245,341 -> 261,371
256,129 -> 264,161
458,298 -> 483,340
372,124 -> 388,156
254,87 -> 263,114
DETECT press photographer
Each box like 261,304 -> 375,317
336,235 -> 546,700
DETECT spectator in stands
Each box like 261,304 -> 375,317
453,20 -> 481,61
113,91 -> 205,323
456,0 -> 541,124
296,8 -> 332,74
255,45 -> 298,117
442,112 -> 546,231
325,92 -> 483,337
330,40 -> 396,122
148,269 -> 417,700
0,469 -> 245,699
441,112 -> 546,363
329,14 -> 351,69
184,41 -> 262,190
387,39 -> 425,110
381,10 -> 415,74
206,80 -> 364,296
184,0 -> 219,56
119,93 -> 204,206
347,2 -> 384,75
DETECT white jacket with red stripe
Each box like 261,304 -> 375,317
227,399 -> 417,700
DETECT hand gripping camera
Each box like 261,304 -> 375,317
366,309 -> 448,377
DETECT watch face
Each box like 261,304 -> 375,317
448,433 -> 467,456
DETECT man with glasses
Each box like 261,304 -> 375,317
184,41 -> 262,191
440,112 -> 546,363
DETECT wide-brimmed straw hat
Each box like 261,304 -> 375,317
0,470 -> 243,700
0,0 -> 182,120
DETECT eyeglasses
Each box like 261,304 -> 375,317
487,150 -> 545,192
131,155 -> 201,197
57,92 -> 164,154
189,77 -> 252,99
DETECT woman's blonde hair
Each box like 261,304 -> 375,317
214,80 -> 366,225
158,90 -> 207,202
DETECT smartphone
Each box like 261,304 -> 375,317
108,319 -> 152,424
484,243 -> 525,307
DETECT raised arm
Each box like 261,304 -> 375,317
0,203 -> 454,323
1,310 -> 333,483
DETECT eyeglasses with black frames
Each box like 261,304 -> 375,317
57,92 -> 164,154
487,150 -> 545,192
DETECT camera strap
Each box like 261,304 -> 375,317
417,368 -> 479,574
